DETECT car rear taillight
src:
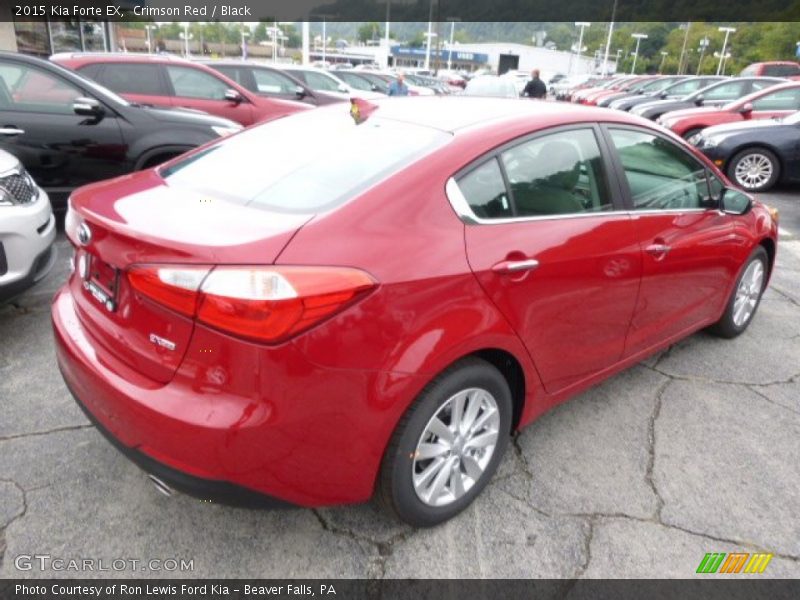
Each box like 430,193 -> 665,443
128,265 -> 376,344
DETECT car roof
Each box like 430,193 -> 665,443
356,96 -> 642,133
51,52 -> 185,63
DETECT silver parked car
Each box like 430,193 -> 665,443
0,149 -> 56,301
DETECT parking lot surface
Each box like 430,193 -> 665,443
1,190 -> 799,579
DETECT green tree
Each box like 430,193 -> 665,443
357,22 -> 382,43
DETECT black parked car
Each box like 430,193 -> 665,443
610,76 -> 726,112
630,77 -> 784,121
692,112 -> 800,192
0,52 -> 241,214
201,61 -> 344,106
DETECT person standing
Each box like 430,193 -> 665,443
388,72 -> 410,96
522,69 -> 547,99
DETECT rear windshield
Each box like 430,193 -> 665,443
161,109 -> 450,213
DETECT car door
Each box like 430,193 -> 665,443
454,126 -> 642,394
603,126 -> 738,357
0,59 -> 126,210
747,86 -> 800,120
164,65 -> 255,126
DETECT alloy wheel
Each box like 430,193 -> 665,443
734,153 -> 774,190
732,259 -> 765,328
412,387 -> 500,507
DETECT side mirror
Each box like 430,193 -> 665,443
694,93 -> 705,106
740,102 -> 754,116
720,187 -> 753,215
72,96 -> 104,117
224,89 -> 243,104
294,85 -> 307,99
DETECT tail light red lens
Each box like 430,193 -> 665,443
128,265 -> 376,344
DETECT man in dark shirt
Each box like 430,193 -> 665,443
522,69 -> 547,99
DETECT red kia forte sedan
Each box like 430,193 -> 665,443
53,98 -> 778,527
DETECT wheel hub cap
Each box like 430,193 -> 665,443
735,154 -> 773,189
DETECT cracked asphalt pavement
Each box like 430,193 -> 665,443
1,189 -> 799,579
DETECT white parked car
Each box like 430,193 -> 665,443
465,75 -> 519,99
0,150 -> 56,302
276,65 -> 383,101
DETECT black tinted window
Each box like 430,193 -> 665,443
500,129 -> 613,216
610,128 -> 711,211
457,159 -> 512,219
95,63 -> 164,95
764,64 -> 800,77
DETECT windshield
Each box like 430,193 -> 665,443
161,109 -> 451,213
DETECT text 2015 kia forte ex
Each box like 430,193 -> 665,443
53,97 -> 778,527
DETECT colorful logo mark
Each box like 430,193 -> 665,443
696,552 -> 773,574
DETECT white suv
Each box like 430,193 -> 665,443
0,149 -> 56,302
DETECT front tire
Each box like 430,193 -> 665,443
727,148 -> 780,193
377,357 -> 512,527
708,246 -> 768,338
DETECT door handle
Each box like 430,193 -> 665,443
645,243 -> 671,257
492,259 -> 540,274
0,127 -> 24,136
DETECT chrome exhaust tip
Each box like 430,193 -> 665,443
147,474 -> 174,498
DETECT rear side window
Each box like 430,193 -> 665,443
76,63 -> 103,81
457,159 -> 512,219
161,110 -> 450,213
763,64 -> 800,77
703,81 -> 746,101
499,129 -> 612,217
92,63 -> 164,95
252,69 -> 297,94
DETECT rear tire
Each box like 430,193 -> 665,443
377,357 -> 512,527
727,148 -> 780,193
708,246 -> 768,338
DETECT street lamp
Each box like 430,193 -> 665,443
714,51 -> 732,75
716,27 -> 736,75
630,33 -> 648,74
659,51 -> 668,74
145,24 -> 157,54
446,18 -> 460,72
573,22 -> 590,75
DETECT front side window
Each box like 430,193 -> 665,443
751,88 -> 800,111
95,63 -> 164,96
0,62 -> 82,114
166,66 -> 229,100
297,71 -> 341,92
609,128 -> 711,211
499,129 -> 613,217
702,81 -> 746,101
252,69 -> 297,94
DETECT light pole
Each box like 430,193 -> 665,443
574,22 -> 590,75
602,0 -> 618,76
179,23 -> 193,58
322,19 -> 327,65
384,1 -> 391,68
716,27 -> 736,75
659,51 -> 668,74
145,24 -> 157,54
630,33 -> 648,74
714,51 -> 732,75
240,25 -> 249,60
696,37 -> 710,75
677,22 -> 691,74
446,18 -> 460,72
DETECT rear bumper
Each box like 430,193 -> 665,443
66,377 -> 292,508
52,286 -> 424,507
